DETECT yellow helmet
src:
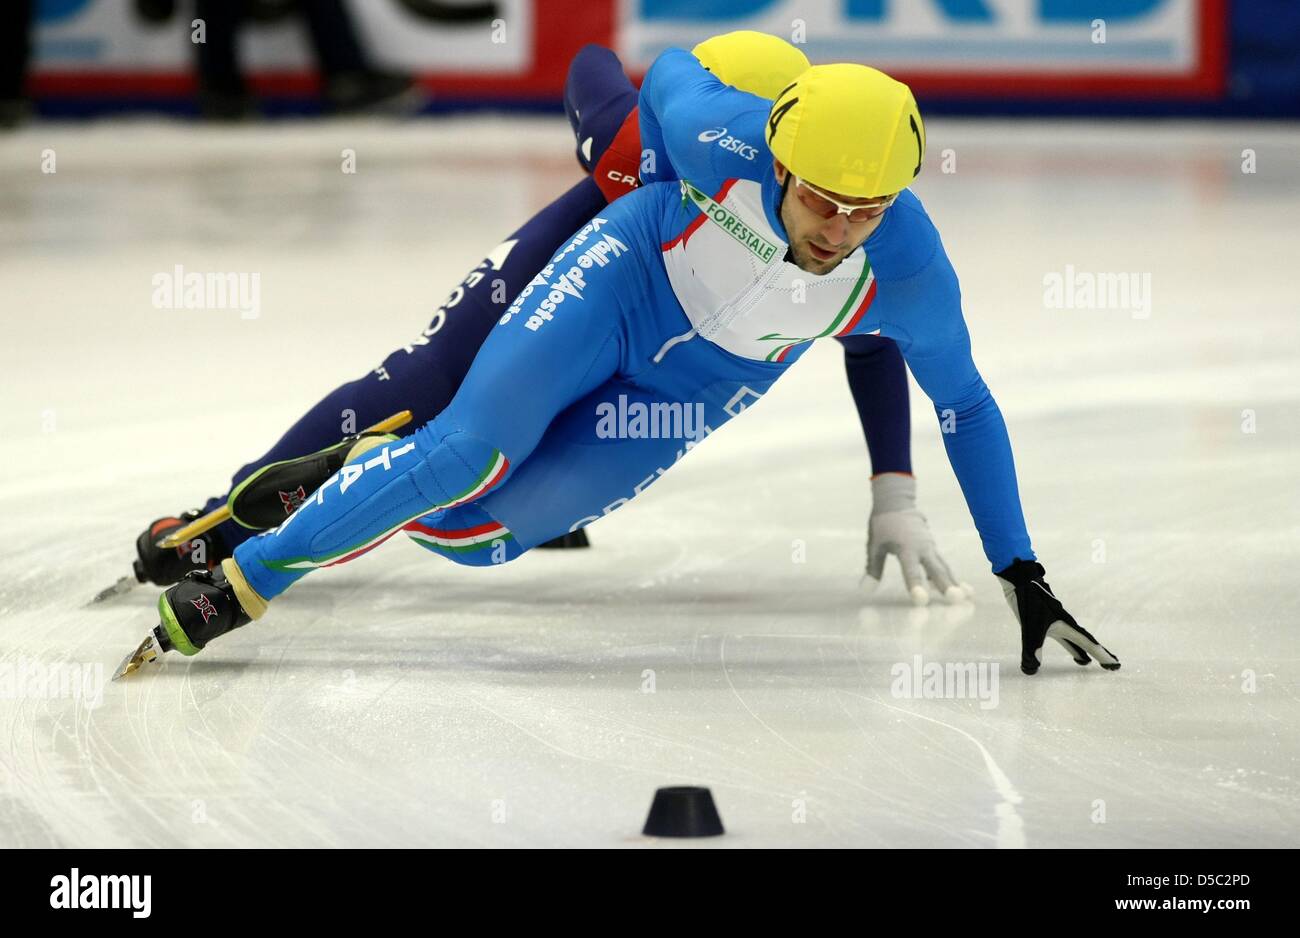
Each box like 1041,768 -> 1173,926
766,63 -> 925,199
691,30 -> 811,101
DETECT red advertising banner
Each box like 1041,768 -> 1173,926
31,0 -> 618,101
28,0 -> 1225,103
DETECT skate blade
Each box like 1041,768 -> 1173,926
88,576 -> 137,606
112,634 -> 161,681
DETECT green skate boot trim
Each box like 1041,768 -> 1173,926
155,566 -> 254,656
227,432 -> 400,529
157,591 -> 202,657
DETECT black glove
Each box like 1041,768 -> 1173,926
995,559 -> 1121,675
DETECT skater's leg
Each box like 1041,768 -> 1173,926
472,344 -> 787,552
233,210 -> 644,603
404,370 -> 783,567
144,309 -> 787,663
138,45 -> 644,585
404,502 -> 524,566
396,381 -> 699,569
563,44 -> 638,173
196,177 -> 610,552
146,186 -> 790,661
563,45 -> 645,203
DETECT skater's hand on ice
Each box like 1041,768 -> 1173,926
861,474 -> 973,606
995,559 -> 1121,675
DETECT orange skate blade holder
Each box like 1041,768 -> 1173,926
156,410 -> 414,549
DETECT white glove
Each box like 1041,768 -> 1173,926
860,474 -> 974,606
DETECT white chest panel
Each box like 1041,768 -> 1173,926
661,179 -> 878,363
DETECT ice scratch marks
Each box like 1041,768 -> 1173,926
718,635 -> 955,839
845,690 -> 1026,849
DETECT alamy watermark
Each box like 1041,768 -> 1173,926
595,394 -> 707,442
152,264 -> 261,319
50,869 -> 151,918
1,657 -> 104,709
1043,264 -> 1151,319
890,654 -> 999,710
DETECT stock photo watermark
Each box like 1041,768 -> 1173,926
0,658 -> 104,710
49,870 -> 151,918
595,395 -> 707,442
1043,264 -> 1151,319
152,265 -> 261,319
890,655 -> 999,710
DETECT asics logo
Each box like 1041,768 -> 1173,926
698,126 -> 757,160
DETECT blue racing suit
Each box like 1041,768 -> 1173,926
233,48 -> 1033,604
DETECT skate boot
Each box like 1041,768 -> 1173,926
156,560 -> 262,655
118,556 -> 267,680
114,559 -> 266,679
536,529 -> 591,549
226,431 -> 399,529
133,511 -> 228,587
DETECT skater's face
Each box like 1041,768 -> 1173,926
774,160 -> 890,275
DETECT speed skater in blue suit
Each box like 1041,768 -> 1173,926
116,34 -> 1118,680
123,38 -> 957,606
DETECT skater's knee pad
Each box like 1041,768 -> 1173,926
411,424 -> 514,511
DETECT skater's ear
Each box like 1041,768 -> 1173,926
773,158 -> 789,184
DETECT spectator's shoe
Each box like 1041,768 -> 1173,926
198,88 -> 257,122
325,71 -> 426,114
0,99 -> 31,130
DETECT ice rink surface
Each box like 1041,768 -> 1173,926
1,116 -> 1297,848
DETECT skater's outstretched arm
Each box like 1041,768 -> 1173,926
861,193 -> 1120,672
636,43 -> 966,602
838,333 -> 970,605
868,200 -> 1033,573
